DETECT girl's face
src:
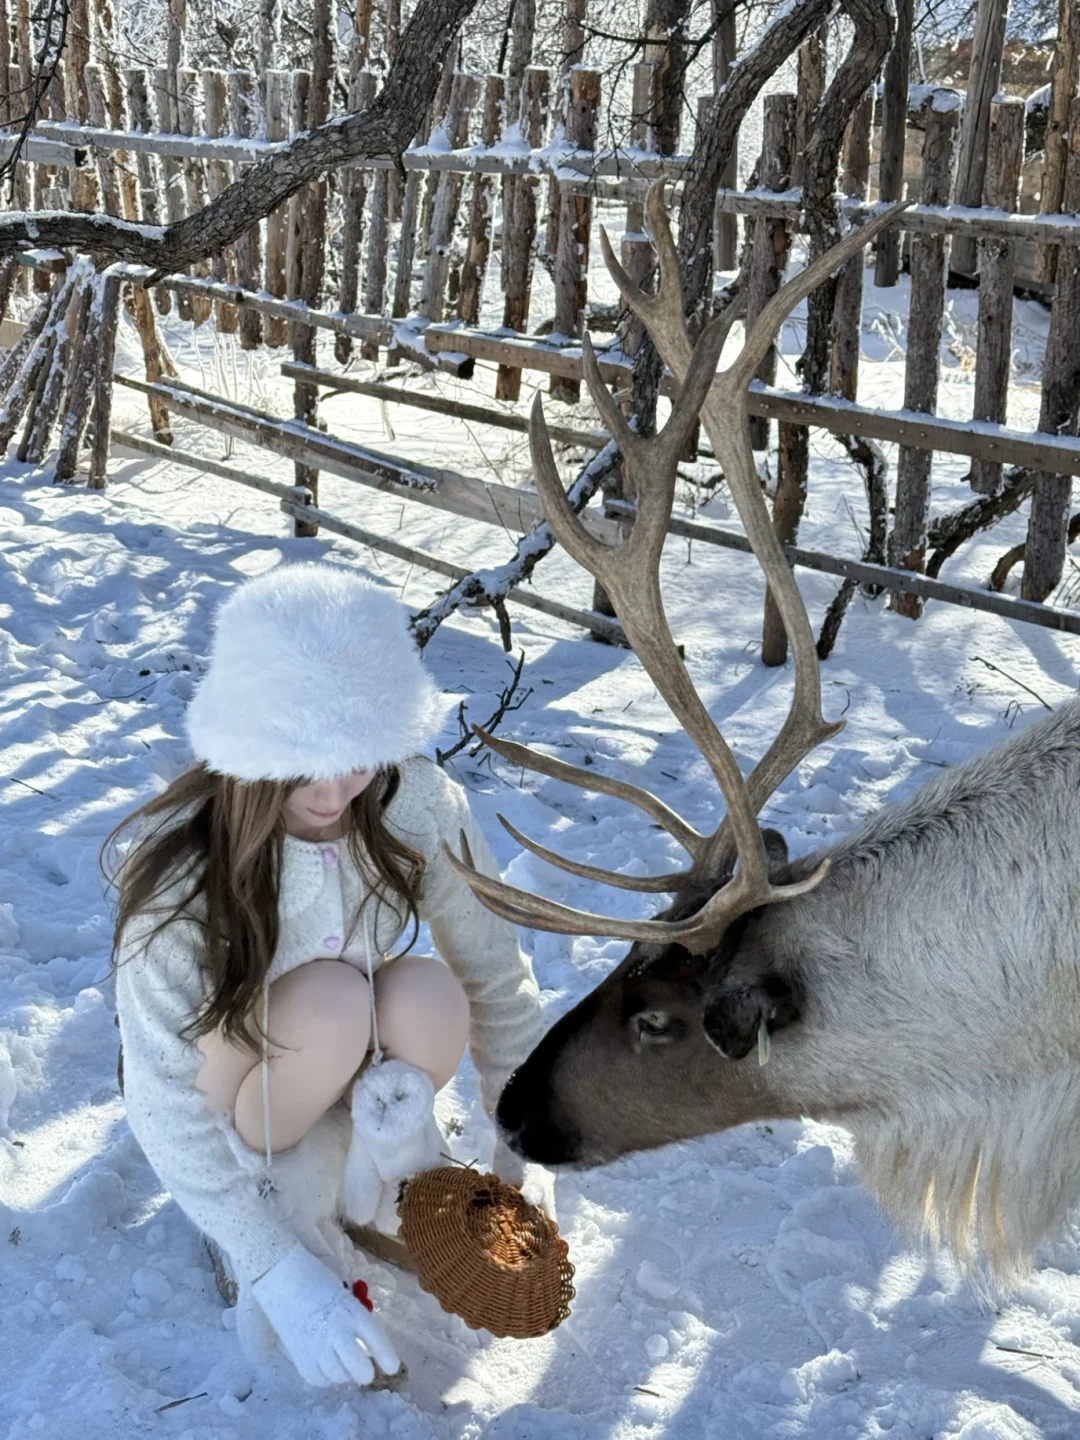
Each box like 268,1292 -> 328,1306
283,769 -> 377,838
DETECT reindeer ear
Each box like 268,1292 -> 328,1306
761,828 -> 789,877
701,969 -> 802,1060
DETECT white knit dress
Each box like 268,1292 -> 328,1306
114,758 -> 543,1292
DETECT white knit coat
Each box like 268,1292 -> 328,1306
114,758 -> 543,1290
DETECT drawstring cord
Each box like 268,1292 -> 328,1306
259,867 -> 385,1174
363,903 -> 384,1069
261,981 -> 273,1170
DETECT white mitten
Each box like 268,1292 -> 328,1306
349,1061 -> 445,1236
251,1243 -> 400,1388
493,1136 -> 558,1225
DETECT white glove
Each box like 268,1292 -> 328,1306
492,1136 -> 558,1225
251,1244 -> 400,1388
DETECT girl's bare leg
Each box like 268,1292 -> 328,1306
195,955 -> 469,1154
373,954 -> 469,1091
197,959 -> 372,1152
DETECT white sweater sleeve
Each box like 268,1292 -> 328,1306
404,763 -> 545,1118
114,911 -> 300,1287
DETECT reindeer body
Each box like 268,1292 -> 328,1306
497,702 -> 1080,1279
446,184 -> 1071,1280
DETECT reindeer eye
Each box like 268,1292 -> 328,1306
634,1011 -> 675,1043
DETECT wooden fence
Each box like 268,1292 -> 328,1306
2,0 -> 1080,645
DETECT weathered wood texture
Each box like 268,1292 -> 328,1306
712,0 -> 738,271
550,67 -> 600,404
458,73 -> 504,326
888,92 -> 961,618
282,362 -> 608,448
875,0 -> 913,286
745,92 -> 795,450
496,66 -> 550,401
950,0 -> 1008,277
1035,0 -> 1080,286
828,91 -> 873,401
228,70 -> 263,349
202,69 -> 238,334
264,69 -> 291,347
336,69 -> 377,363
418,71 -> 479,322
1023,97 -> 1080,602
970,98 -> 1024,496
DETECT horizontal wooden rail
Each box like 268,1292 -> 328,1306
112,374 -> 623,541
12,123 -> 1080,246
280,362 -> 609,450
109,424 -> 624,642
424,326 -> 1080,476
605,501 -> 1080,637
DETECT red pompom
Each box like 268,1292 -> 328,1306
351,1278 -> 374,1312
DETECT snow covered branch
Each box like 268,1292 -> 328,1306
0,0 -> 480,269
410,440 -> 621,650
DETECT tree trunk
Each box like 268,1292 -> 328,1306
1022,97 -> 1080,602
874,0 -> 913,287
550,68 -> 600,404
970,97 -> 1024,496
950,0 -> 1010,277
888,91 -> 961,618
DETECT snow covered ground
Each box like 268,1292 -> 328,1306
3,232 -> 1080,1438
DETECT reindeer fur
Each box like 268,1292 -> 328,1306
500,701 -> 1080,1282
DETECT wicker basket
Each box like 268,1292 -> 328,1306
397,1166 -> 575,1339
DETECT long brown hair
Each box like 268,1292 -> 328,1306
104,765 -> 424,1051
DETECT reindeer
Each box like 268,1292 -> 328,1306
444,184 -> 1080,1283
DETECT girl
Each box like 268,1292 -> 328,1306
110,564 -> 544,1390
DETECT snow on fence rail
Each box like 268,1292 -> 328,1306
1,14 -> 1078,645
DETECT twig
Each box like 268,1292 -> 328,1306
436,652 -> 532,766
971,655 -> 1053,710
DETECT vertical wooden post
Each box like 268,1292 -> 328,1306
875,0 -> 913,287
419,59 -> 457,262
829,91 -> 873,402
1023,97 -> 1080,602
745,92 -> 796,451
154,65 -> 191,319
336,68 -> 377,363
544,0 -> 586,266
624,62 -> 660,363
792,25 -> 826,188
712,0 -> 737,271
550,68 -> 600,405
292,0 -> 333,538
203,69 -> 238,334
85,66 -> 123,217
499,0 -> 536,284
126,69 -> 168,317
0,0 -> 10,128
264,69 -> 291,347
951,0 -> 1009,278
229,69 -> 264,350
177,68 -> 212,325
285,69 -> 312,321
89,272 -> 122,490
458,72 -> 505,326
1034,0 -> 1080,286
260,0 -> 280,73
888,90 -> 961,618
389,77 -> 443,326
384,0 -> 404,220
970,97 -> 1024,496
418,72 -> 480,323
494,66 -> 549,400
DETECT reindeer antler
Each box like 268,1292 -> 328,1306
442,187 -> 909,953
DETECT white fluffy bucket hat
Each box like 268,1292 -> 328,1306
186,565 -> 451,782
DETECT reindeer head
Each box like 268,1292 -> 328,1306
444,185 -> 908,1166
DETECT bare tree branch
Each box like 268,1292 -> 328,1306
0,0 -> 481,267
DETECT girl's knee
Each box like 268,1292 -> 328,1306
267,959 -> 372,1056
376,956 -> 469,1090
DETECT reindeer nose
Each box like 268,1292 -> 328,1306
496,1067 -> 581,1166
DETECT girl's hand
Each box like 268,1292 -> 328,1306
252,1244 -> 400,1387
